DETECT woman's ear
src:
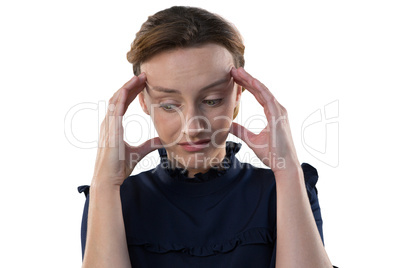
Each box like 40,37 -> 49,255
232,83 -> 243,120
138,91 -> 150,115
235,83 -> 243,106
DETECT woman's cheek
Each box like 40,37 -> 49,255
213,104 -> 233,119
155,111 -> 181,129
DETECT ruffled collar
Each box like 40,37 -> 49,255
157,141 -> 242,183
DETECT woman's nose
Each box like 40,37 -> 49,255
181,109 -> 210,137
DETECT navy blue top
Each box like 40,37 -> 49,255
78,141 -> 326,267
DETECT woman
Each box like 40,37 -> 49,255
78,6 -> 336,268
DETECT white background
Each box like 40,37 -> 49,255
1,0 -> 401,267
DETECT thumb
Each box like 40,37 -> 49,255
126,137 -> 164,165
136,137 -> 164,160
230,122 -> 255,148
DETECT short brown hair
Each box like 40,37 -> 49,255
127,6 -> 246,119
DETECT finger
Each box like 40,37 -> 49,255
124,73 -> 147,114
107,73 -> 146,116
231,67 -> 282,116
115,86 -> 128,117
229,122 -> 256,148
236,67 -> 276,102
109,75 -> 139,105
101,74 -> 147,150
128,137 -> 164,163
107,89 -> 126,149
230,67 -> 261,98
109,74 -> 146,108
104,83 -> 131,149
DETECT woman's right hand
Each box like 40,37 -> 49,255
91,73 -> 163,188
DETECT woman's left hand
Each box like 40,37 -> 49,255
229,67 -> 300,174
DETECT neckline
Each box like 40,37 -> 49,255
154,141 -> 244,197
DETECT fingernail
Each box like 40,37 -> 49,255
139,72 -> 146,79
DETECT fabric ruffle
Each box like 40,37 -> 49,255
78,152 -> 318,196
157,141 -> 242,183
126,227 -> 274,257
76,142 -> 242,195
301,162 -> 320,196
78,185 -> 90,197
301,162 -> 319,186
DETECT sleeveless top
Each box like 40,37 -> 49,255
78,141 -> 328,267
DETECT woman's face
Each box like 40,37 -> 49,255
139,43 -> 242,175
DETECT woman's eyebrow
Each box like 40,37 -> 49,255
146,77 -> 231,95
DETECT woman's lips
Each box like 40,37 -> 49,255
179,140 -> 211,152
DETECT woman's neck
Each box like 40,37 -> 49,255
166,148 -> 227,178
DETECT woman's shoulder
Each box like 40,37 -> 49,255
77,167 -> 159,198
300,162 -> 320,187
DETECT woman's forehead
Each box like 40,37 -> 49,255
141,44 -> 235,96
141,44 -> 234,75
145,75 -> 233,96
